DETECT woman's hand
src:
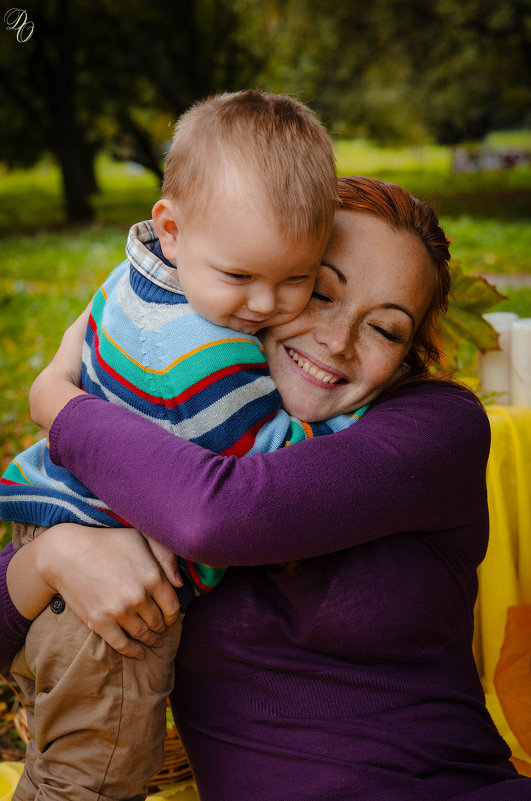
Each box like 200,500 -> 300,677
145,536 -> 183,589
8,524 -> 182,659
29,303 -> 91,435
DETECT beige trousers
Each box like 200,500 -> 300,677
10,524 -> 184,801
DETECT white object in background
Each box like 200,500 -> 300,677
479,312 -> 519,404
511,318 -> 531,407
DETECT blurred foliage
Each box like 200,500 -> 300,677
260,0 -> 531,144
0,675 -> 26,760
438,264 -> 505,372
334,138 -> 531,226
1,0 -> 530,222
491,288 -> 531,318
443,218 -> 531,274
0,0 -> 267,221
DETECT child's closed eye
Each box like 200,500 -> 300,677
223,272 -> 252,282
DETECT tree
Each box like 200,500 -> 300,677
1,0 -> 529,223
0,1 -> 101,222
416,0 -> 531,143
257,0 -> 531,143
0,0 -> 270,223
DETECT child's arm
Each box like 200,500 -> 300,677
6,536 -> 58,619
29,304 -> 90,434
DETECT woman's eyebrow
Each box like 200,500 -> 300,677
321,261 -> 347,284
321,264 -> 415,326
382,303 -> 415,326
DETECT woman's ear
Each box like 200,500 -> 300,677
152,199 -> 180,263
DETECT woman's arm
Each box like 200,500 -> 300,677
0,543 -> 32,671
28,300 -> 490,566
47,383 -> 490,566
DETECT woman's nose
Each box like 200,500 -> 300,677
247,286 -> 277,315
314,321 -> 356,360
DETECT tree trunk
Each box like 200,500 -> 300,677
55,137 -> 95,224
36,1 -> 96,224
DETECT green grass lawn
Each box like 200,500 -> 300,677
1,140 -> 530,541
0,158 -> 161,235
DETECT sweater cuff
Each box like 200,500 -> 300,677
0,543 -> 32,672
48,394 -> 95,467
0,542 -> 33,628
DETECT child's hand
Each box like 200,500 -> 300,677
29,302 -> 92,433
145,536 -> 183,589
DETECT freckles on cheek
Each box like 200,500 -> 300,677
297,305 -> 322,326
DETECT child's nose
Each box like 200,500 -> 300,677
247,286 -> 277,315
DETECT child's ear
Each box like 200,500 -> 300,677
152,199 -> 180,262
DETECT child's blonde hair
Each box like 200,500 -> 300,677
162,90 -> 337,244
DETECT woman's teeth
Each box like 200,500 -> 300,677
288,349 -> 341,384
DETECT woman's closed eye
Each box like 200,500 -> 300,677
370,324 -> 405,344
311,289 -> 332,303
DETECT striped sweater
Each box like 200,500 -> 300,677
0,221 -> 367,604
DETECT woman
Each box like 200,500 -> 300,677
1,177 -> 529,800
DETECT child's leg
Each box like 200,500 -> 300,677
11,578 -> 183,801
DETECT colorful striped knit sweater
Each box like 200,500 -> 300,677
0,220 -> 367,605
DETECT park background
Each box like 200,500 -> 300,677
0,0 -> 530,768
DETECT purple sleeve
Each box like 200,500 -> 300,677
49,385 -> 490,567
0,542 -> 33,671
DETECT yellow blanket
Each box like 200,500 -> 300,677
475,405 -> 531,768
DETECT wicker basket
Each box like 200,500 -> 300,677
14,706 -> 30,746
148,720 -> 193,791
14,705 -> 193,791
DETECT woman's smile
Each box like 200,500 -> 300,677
285,346 -> 348,387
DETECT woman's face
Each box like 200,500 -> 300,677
261,210 -> 435,421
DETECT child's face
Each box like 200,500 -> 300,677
152,191 -> 326,334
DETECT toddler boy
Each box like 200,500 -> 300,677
1,90 -> 367,801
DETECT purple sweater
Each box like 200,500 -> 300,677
1,383 -> 529,800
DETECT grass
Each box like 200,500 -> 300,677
491,287 -> 531,317
0,138 -> 530,540
1,229 -> 125,403
0,159 -> 161,236
443,217 -> 531,274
